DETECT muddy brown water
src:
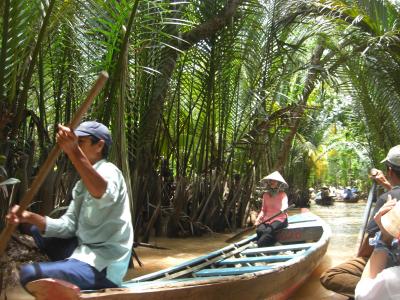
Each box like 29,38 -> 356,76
3,200 -> 366,300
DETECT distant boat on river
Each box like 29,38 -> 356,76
26,212 -> 331,300
342,187 -> 359,203
314,187 -> 334,206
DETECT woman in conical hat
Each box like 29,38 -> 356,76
255,171 -> 289,248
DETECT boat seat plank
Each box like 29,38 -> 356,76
194,266 -> 273,277
217,254 -> 295,265
276,221 -> 323,244
287,213 -> 318,224
285,220 -> 321,229
242,242 -> 315,255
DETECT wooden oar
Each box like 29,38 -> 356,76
357,181 -> 377,254
0,71 -> 109,256
225,204 -> 295,243
134,242 -> 170,250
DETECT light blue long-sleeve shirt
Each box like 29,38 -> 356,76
43,159 -> 134,286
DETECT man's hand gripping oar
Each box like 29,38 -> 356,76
0,71 -> 109,256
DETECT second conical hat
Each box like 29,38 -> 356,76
260,171 -> 288,187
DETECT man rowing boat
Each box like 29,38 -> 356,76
6,121 -> 133,290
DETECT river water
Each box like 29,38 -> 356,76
292,201 -> 365,299
4,200 -> 366,300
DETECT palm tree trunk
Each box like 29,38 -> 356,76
10,0 -> 57,139
134,0 -> 245,235
273,42 -> 325,172
137,0 -> 244,169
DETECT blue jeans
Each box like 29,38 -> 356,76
20,225 -> 117,290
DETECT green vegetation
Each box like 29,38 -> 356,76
1,0 -> 400,238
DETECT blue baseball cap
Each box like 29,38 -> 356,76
74,121 -> 112,147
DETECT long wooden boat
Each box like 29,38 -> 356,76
27,211 -> 331,300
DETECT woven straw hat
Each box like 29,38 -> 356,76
381,197 -> 400,238
260,171 -> 288,188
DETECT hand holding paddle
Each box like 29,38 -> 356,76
369,168 -> 392,191
0,71 -> 109,256
225,204 -> 295,243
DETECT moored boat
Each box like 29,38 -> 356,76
27,212 -> 331,300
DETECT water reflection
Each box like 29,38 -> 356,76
309,201 -> 364,255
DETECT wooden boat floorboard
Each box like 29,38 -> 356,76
218,254 -> 296,265
242,242 -> 316,255
194,265 -> 274,277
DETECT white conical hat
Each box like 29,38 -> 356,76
260,171 -> 288,187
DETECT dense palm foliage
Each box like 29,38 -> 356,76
1,0 -> 399,239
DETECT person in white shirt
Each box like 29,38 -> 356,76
355,195 -> 400,299
6,121 -> 133,292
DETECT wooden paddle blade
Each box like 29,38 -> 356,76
26,278 -> 81,300
225,226 -> 255,243
225,204 -> 295,243
134,242 -> 170,250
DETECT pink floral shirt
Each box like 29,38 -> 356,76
256,191 -> 288,224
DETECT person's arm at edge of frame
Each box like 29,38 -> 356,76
57,124 -> 107,199
361,197 -> 397,279
355,236 -> 391,300
355,198 -> 397,299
